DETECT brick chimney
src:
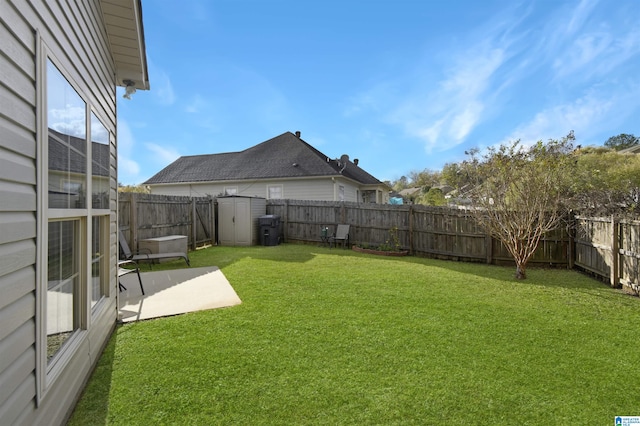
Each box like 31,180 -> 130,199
354,158 -> 359,166
295,131 -> 301,138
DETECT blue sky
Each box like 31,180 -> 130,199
117,0 -> 640,185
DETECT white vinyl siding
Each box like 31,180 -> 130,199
150,177 -> 367,203
0,2 -> 40,424
0,0 -> 122,425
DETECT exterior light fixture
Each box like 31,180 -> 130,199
123,79 -> 136,99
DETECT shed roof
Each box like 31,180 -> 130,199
144,132 -> 385,186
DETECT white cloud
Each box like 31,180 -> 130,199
49,105 -> 86,137
565,0 -> 599,36
501,0 -> 640,148
343,84 -> 391,117
144,142 -> 181,165
499,92 -> 615,147
185,94 -> 208,113
546,0 -> 640,84
116,120 -> 142,184
149,65 -> 176,106
341,5 -> 534,160
116,121 -> 181,183
554,31 -> 612,78
119,157 -> 140,178
390,45 -> 506,151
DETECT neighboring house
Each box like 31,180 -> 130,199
49,129 -> 111,209
144,131 -> 391,203
398,187 -> 422,203
0,1 -> 149,424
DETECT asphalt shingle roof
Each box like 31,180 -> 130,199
144,132 -> 384,186
49,128 -> 110,177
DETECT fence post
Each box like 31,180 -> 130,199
485,235 -> 493,264
408,205 -> 414,254
191,197 -> 197,250
283,200 -> 288,243
130,192 -> 138,249
610,216 -> 619,288
210,196 -> 215,246
567,212 -> 575,269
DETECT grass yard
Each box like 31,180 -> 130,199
70,244 -> 640,425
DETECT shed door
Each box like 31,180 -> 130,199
218,199 -> 235,245
234,198 -> 251,245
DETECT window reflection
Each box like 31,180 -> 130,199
46,59 -> 85,364
47,220 -> 80,361
91,217 -> 105,309
47,61 -> 87,209
91,113 -> 109,209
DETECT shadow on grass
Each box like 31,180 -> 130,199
144,243 -> 319,272
67,325 -> 119,425
127,242 -> 631,301
324,243 -> 626,296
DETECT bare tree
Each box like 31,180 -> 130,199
465,133 -> 575,279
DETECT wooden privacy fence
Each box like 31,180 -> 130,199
117,195 -> 639,294
266,200 -> 639,294
266,200 -> 572,267
574,215 -> 640,294
119,193 -> 215,251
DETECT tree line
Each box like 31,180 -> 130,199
390,132 -> 640,217
389,132 -> 640,279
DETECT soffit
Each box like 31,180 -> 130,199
101,0 -> 150,90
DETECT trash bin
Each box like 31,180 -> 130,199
259,215 -> 280,246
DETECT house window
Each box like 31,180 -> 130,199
90,115 -> 110,309
268,185 -> 282,199
224,187 -> 237,196
91,113 -> 109,210
44,58 -> 113,370
46,219 -> 81,361
48,61 -> 87,209
339,185 -> 345,202
91,216 -> 107,309
46,59 -> 87,363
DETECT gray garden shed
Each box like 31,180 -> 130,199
217,196 -> 266,246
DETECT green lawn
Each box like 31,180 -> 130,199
70,244 -> 640,425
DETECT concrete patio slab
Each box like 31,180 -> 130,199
118,266 -> 241,322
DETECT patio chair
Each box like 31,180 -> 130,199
329,224 -> 350,249
118,259 -> 144,295
319,226 -> 330,247
119,230 -> 190,269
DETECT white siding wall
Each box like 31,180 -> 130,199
150,177 -> 364,202
0,1 -> 119,424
